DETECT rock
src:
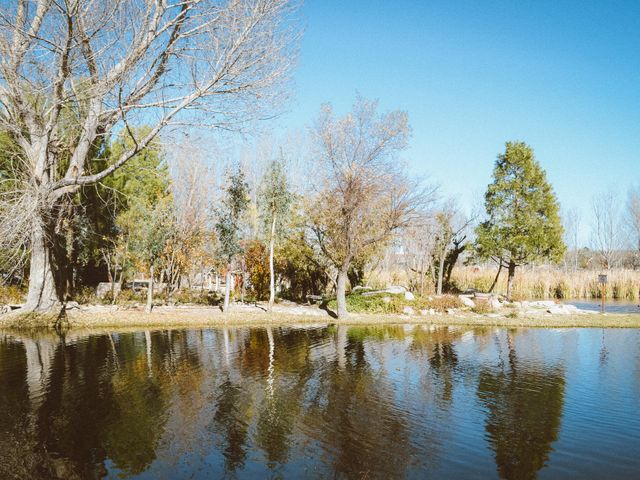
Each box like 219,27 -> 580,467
362,285 -> 408,297
530,300 -> 556,308
459,295 -> 475,308
547,305 -> 569,315
446,308 -> 457,315
65,301 -> 80,310
382,296 -> 391,304
419,309 -> 429,316
353,285 -> 373,293
404,291 -> 415,301
96,282 -> 121,299
489,297 -> 502,310
403,306 -> 414,315
386,285 -> 406,294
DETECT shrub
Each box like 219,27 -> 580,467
471,301 -> 493,314
0,285 -> 25,304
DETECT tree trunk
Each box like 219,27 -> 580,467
24,222 -> 62,312
223,267 -> 232,312
145,265 -> 154,313
506,260 -> 516,301
336,267 -> 349,319
437,248 -> 446,295
489,262 -> 503,293
268,215 -> 276,312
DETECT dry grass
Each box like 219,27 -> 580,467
452,266 -> 640,300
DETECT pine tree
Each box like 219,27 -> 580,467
475,142 -> 565,299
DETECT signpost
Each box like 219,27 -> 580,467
598,274 -> 608,313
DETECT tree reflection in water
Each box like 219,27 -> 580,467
477,330 -> 565,480
0,325 -> 575,479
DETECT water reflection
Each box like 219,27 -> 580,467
0,326 -> 639,479
477,331 -> 565,480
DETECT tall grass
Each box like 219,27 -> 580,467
452,266 -> 640,300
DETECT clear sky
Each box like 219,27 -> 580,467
273,0 -> 640,242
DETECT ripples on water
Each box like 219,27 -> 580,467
1,325 -> 639,479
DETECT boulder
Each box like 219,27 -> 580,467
96,282 -> 121,299
362,285 -> 407,297
403,306 -> 414,315
404,291 -> 415,301
530,300 -> 556,308
489,297 -> 502,310
353,285 -> 373,293
459,295 -> 475,308
382,296 -> 391,304
547,305 -> 569,315
385,285 -> 407,294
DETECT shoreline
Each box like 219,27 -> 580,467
1,303 -> 640,330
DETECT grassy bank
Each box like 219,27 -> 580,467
1,305 -> 639,330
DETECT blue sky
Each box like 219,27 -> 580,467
273,0 -> 640,242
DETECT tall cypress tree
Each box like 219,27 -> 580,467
475,141 -> 565,299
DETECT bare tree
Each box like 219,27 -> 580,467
591,190 -> 623,269
626,186 -> 640,259
401,214 -> 438,297
0,0 -> 299,313
431,201 -> 473,295
166,139 -> 215,296
563,208 -> 580,271
308,96 -> 429,319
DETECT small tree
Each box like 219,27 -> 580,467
216,169 -> 250,312
433,204 -> 472,295
258,159 -> 292,311
591,190 -> 623,269
309,97 -> 424,318
475,141 -> 565,300
626,186 -> 640,261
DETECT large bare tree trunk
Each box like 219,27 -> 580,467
268,216 -> 276,312
336,267 -> 349,319
506,260 -> 516,301
24,222 -> 62,312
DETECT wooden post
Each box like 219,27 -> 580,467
598,274 -> 607,313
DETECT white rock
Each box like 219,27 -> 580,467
531,300 -> 556,308
446,308 -> 457,315
459,296 -> 475,308
489,297 -> 502,310
403,306 -> 414,315
385,285 -> 407,294
382,296 -> 391,304
404,291 -> 415,301
547,305 -> 569,315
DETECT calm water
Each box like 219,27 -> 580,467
1,325 -> 639,479
568,299 -> 640,314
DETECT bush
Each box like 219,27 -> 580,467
326,292 -> 463,315
0,285 -> 25,304
471,301 -> 493,315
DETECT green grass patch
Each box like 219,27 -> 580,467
326,291 -> 462,314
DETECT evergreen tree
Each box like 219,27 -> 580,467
475,142 -> 565,299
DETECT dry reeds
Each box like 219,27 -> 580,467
452,266 -> 640,300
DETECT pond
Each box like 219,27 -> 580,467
1,324 -> 639,479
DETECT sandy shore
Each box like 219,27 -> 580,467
1,302 -> 639,330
